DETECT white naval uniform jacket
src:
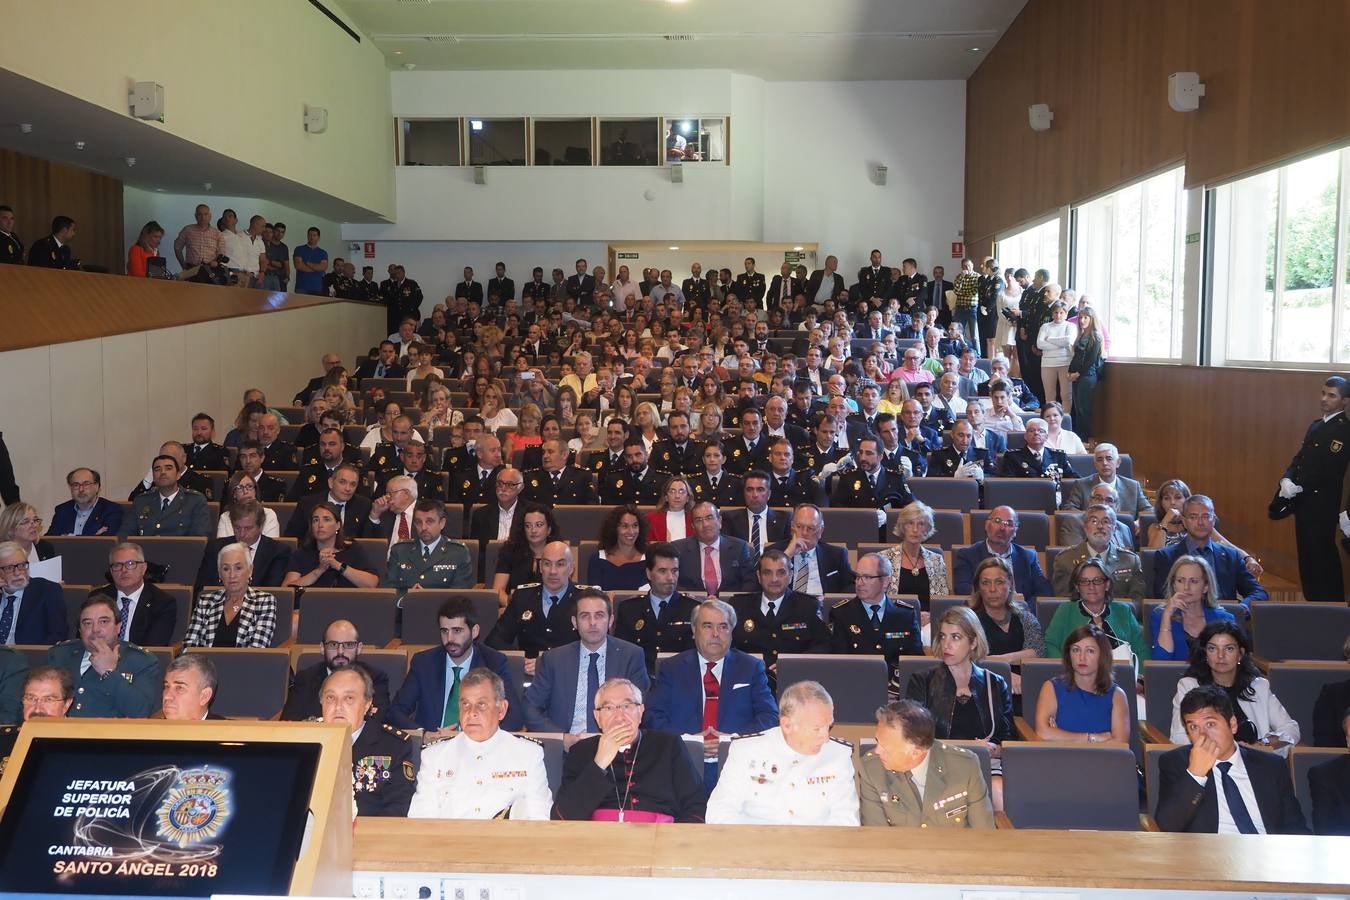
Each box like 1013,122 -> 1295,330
407,727 -> 553,820
705,726 -> 859,825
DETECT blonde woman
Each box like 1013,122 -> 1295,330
479,383 -> 518,431
880,501 -> 949,608
0,503 -> 55,564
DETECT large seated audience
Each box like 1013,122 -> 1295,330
1,216 -> 1348,837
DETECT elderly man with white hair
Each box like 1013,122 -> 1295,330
365,473 -> 419,555
182,542 -> 278,648
706,680 -> 858,825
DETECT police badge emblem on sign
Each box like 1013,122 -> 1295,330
155,767 -> 233,848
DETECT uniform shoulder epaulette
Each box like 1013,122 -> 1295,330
180,487 -> 207,497
829,736 -> 854,749
422,731 -> 454,748
892,597 -> 918,609
382,722 -> 414,741
516,582 -> 541,591
446,538 -> 470,548
515,734 -> 544,748
832,597 -> 851,609
573,584 -> 601,591
731,730 -> 765,741
942,740 -> 977,759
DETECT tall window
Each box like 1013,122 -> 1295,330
1210,146 -> 1350,366
996,217 -> 1061,285
1072,167 -> 1187,360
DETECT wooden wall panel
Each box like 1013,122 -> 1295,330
966,0 -> 1350,249
0,147 -> 124,273
1095,363 -> 1331,584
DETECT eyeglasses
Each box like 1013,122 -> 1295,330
69,481 -> 97,490
988,517 -> 1016,528
22,694 -> 65,705
854,573 -> 886,581
0,562 -> 30,575
1076,577 -> 1108,587
108,561 -> 145,572
595,701 -> 642,715
323,640 -> 361,652
17,518 -> 41,528
497,482 -> 523,489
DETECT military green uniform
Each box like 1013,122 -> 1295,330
48,640 -> 160,718
118,488 -> 212,538
857,741 -> 994,828
381,538 -> 474,593
0,646 -> 28,725
351,715 -> 418,816
1051,540 -> 1145,602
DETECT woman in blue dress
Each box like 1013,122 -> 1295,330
585,504 -> 649,592
1034,624 -> 1130,743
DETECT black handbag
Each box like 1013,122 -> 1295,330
1267,488 -> 1296,521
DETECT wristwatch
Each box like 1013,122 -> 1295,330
339,562 -> 349,575
1087,733 -> 1103,744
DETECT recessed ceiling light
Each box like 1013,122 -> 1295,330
669,246 -> 680,250
793,246 -> 804,252
393,50 -> 403,55
969,47 -> 982,52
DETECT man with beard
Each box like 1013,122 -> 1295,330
281,619 -> 391,720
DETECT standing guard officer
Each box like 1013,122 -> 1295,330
48,595 -> 159,718
381,500 -> 474,594
682,262 -> 710,308
1277,376 -> 1350,601
614,543 -> 698,675
828,553 -> 922,681
735,257 -> 766,309
486,542 -> 584,666
322,666 -> 417,817
0,206 -> 23,265
727,550 -> 830,690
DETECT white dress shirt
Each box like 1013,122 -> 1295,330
1189,748 -> 1268,834
497,502 -> 518,541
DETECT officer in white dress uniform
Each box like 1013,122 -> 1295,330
706,680 -> 858,826
408,669 -> 552,820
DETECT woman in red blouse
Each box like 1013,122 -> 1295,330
126,220 -> 165,277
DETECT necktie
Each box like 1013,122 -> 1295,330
794,552 -> 810,593
552,470 -> 561,485
766,600 -> 777,620
702,661 -> 720,732
119,596 -> 132,641
702,546 -> 719,597
750,513 -> 762,552
709,475 -> 718,491
161,495 -> 171,512
334,502 -> 345,524
422,544 -> 431,560
397,512 -> 410,541
1216,761 -> 1259,834
868,604 -> 882,629
442,665 -> 462,727
778,476 -> 788,491
585,652 -> 601,732
376,363 -> 386,377
901,770 -> 923,808
544,594 -> 556,617
657,599 -> 668,620
866,471 -> 875,491
0,593 -> 15,644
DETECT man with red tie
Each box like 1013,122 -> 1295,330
642,599 -> 779,791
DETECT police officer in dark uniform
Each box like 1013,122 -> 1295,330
322,667 -> 417,817
0,205 -> 23,265
27,216 -> 77,269
734,258 -> 766,309
291,427 -> 358,500
857,250 -> 888,301
689,444 -> 742,508
612,543 -> 697,675
486,542 -> 583,658
185,419 -> 229,472
830,438 -> 913,538
521,440 -> 596,506
588,420 -> 630,482
766,439 -> 826,507
488,262 -> 515,303
927,420 -> 993,478
998,418 -> 1078,479
794,418 -> 848,477
380,265 -> 424,336
828,553 -> 922,681
650,411 -> 704,476
1279,376 -> 1350,601
598,440 -> 667,506
682,266 -> 710,308
728,550 -> 830,690
522,267 -> 550,304
373,441 -> 444,502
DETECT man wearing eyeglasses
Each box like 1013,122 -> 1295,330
0,666 -> 73,767
48,467 -> 122,536
0,541 -> 67,646
1151,496 -> 1268,604
88,542 -> 177,647
1052,504 -> 1145,602
280,619 -> 390,721
952,506 -> 1054,611
828,554 -> 922,679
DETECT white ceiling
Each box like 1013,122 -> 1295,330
333,0 -> 1027,80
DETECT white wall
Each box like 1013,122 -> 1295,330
761,80 -> 966,277
0,303 -> 384,520
343,71 -> 965,286
124,187 -> 344,276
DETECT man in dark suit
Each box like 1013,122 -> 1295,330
26,215 -> 77,269
854,310 -> 892,341
0,543 -> 67,645
90,542 -> 177,647
952,506 -> 1054,610
727,550 -> 830,688
521,441 -> 596,506
519,323 -> 555,363
195,501 -> 291,593
524,589 -> 649,734
454,266 -> 484,304
1309,711 -> 1350,834
681,263 -> 709,308
470,467 -> 525,546
288,464 -> 372,539
598,439 -> 667,506
487,261 -> 515,303
643,598 -> 779,789
1156,685 -> 1309,834
768,504 -> 854,595
613,543 -> 699,674
828,553 -> 923,676
230,441 -> 287,502
280,619 -> 390,721
806,256 -> 846,306
723,472 -> 791,551
293,353 -> 343,406
521,267 -> 550,304
673,502 -> 759,597
354,341 -> 408,380
567,259 -> 595,306
998,417 -> 1078,479
734,257 -> 766,309
766,261 -> 804,309
48,467 -> 123,536
922,265 -> 954,327
186,414 -> 230,471
387,596 -> 523,736
1150,495 -> 1269,604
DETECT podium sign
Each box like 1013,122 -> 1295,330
0,719 -> 352,896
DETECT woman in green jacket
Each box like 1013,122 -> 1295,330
1043,557 -> 1149,666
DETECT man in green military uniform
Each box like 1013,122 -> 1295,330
118,454 -> 211,537
859,699 -> 994,828
1051,503 -> 1145,602
380,499 -> 473,594
321,666 -> 417,817
48,595 -> 159,718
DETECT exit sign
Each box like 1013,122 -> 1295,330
617,252 -> 640,259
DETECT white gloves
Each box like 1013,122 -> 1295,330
1279,478 -> 1302,500
956,461 -> 984,481
820,462 -> 840,479
1340,510 -> 1350,538
875,509 -> 888,527
899,456 -> 914,477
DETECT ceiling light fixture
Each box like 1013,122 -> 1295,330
793,246 -> 804,252
669,246 -> 680,250
969,47 -> 982,52
470,119 -> 484,131
18,123 -> 32,134
74,141 -> 86,151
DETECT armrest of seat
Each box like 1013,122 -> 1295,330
1013,716 -> 1038,741
1140,721 -> 1170,744
1139,813 -> 1161,832
995,811 -> 1016,829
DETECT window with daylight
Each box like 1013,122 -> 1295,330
1072,166 -> 1187,361
1210,146 -> 1350,366
996,217 -> 1061,287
